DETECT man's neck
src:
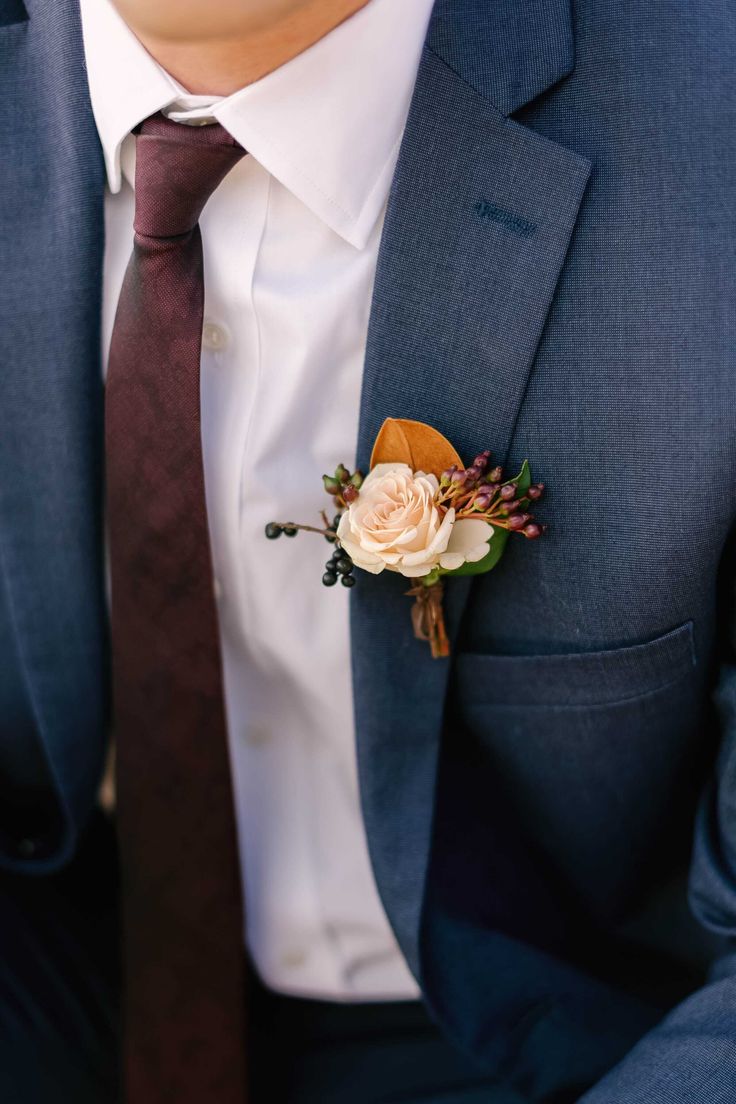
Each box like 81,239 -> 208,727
113,0 -> 371,95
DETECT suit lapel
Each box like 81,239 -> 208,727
352,4 -> 592,977
0,0 -> 108,841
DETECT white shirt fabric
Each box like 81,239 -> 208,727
79,0 -> 434,1000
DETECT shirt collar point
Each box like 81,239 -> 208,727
103,146 -> 123,194
339,211 -> 380,251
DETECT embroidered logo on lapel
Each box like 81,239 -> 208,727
474,199 -> 537,239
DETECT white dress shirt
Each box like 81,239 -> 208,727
79,0 -> 434,1000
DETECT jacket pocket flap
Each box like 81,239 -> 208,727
455,621 -> 696,708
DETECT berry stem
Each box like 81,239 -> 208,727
270,521 -> 337,538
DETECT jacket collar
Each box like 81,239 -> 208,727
428,0 -> 576,116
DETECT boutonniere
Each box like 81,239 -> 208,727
265,419 -> 546,658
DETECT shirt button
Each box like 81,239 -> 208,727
281,947 -> 309,970
202,320 -> 230,352
245,724 -> 271,747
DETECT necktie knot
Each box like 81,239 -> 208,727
133,112 -> 245,239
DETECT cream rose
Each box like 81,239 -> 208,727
336,463 -> 494,578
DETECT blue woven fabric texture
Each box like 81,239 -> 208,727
1,0 -> 735,1101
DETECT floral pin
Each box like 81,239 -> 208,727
265,419 -> 546,658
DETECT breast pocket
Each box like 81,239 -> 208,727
453,622 -> 702,916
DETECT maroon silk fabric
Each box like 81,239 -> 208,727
105,114 -> 248,1103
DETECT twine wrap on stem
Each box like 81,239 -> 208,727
406,581 -> 450,659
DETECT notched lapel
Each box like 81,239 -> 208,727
356,47 -> 592,474
352,39 -> 591,978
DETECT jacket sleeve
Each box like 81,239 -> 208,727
578,662 -> 736,1104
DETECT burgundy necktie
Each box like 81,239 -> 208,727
105,113 -> 248,1103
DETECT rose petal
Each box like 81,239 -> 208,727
399,508 -> 455,566
396,562 -> 434,578
360,527 -> 419,552
438,551 -> 465,570
392,526 -> 420,546
355,560 -> 388,578
362,463 -> 413,489
336,513 -> 353,540
438,520 -> 493,569
338,534 -> 385,573
445,518 -> 494,553
413,472 -> 440,495
464,542 -> 493,563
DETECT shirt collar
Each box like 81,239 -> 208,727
79,0 -> 435,248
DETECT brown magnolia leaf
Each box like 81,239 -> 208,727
370,419 -> 463,477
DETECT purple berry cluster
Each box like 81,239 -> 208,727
437,451 -> 546,540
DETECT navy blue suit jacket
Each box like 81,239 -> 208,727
1,0 -> 735,1099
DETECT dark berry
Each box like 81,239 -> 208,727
283,525 -> 298,537
322,572 -> 338,586
332,548 -> 343,561
341,575 -> 357,588
333,515 -> 342,530
523,522 -> 543,539
265,523 -> 283,540
325,560 -> 338,573
335,557 -> 353,575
